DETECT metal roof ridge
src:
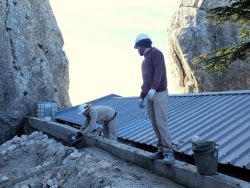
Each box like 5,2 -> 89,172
61,90 -> 250,113
114,96 -> 138,99
114,90 -> 250,99
169,90 -> 250,97
87,94 -> 121,103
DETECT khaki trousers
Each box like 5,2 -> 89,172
103,117 -> 117,141
147,91 -> 172,155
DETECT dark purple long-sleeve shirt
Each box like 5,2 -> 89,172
140,47 -> 167,99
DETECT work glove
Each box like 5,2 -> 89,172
138,98 -> 145,109
68,132 -> 83,146
148,89 -> 156,101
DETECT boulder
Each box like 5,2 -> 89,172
0,0 -> 71,144
168,0 -> 250,93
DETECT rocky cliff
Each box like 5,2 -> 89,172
168,0 -> 250,93
0,0 -> 71,144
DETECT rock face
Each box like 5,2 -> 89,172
168,0 -> 250,93
0,0 -> 71,144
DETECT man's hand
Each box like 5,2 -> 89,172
139,98 -> 145,109
148,89 -> 156,100
68,132 -> 83,146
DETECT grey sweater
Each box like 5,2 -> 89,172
140,47 -> 167,99
80,106 -> 116,134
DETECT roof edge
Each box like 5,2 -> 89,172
114,90 -> 250,98
87,94 -> 121,103
169,90 -> 250,97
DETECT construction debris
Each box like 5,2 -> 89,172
0,132 -> 183,188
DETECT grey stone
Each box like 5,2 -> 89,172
7,144 -> 17,151
0,176 -> 9,182
69,151 -> 82,160
0,150 -> 7,156
20,184 -> 30,188
0,0 -> 71,144
86,168 -> 95,176
98,160 -> 112,170
47,178 -> 58,187
168,0 -> 250,93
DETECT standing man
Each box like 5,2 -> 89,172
134,33 -> 174,163
78,103 -> 117,141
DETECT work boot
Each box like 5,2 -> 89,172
148,151 -> 164,160
163,153 -> 175,164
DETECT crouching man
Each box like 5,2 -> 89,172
78,103 -> 117,141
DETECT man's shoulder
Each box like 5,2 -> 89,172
150,47 -> 162,54
151,47 -> 163,57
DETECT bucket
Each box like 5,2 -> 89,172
192,141 -> 218,175
36,102 -> 58,121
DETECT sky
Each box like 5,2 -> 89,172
49,0 -> 180,105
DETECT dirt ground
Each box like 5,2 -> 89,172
80,146 -> 185,188
0,132 -> 185,188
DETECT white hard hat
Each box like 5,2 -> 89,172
135,33 -> 150,43
134,33 -> 152,49
78,103 -> 89,114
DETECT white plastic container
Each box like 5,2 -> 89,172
36,102 -> 58,121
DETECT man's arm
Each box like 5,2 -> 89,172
81,110 -> 98,134
151,50 -> 165,90
80,118 -> 90,132
140,62 -> 149,99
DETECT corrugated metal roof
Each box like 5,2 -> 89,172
54,91 -> 250,170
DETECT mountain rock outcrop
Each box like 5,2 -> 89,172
168,0 -> 250,93
0,0 -> 71,144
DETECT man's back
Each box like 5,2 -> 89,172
140,47 -> 167,98
89,106 -> 115,124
